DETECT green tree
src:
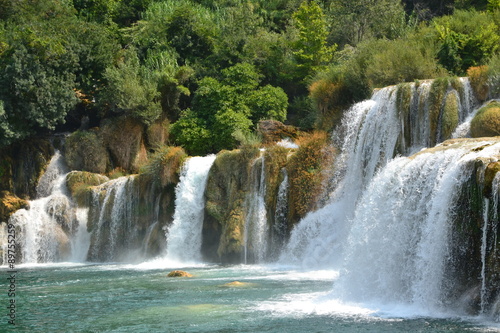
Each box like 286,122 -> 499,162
327,0 -> 407,46
290,1 -> 335,81
100,49 -> 161,125
434,10 -> 499,74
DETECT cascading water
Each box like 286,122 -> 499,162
164,155 -> 216,262
280,78 -> 480,268
332,141 -> 500,312
244,153 -> 268,263
87,176 -> 140,261
271,168 -> 289,256
8,151 -> 74,263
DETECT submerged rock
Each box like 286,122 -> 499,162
167,270 -> 193,277
221,281 -> 256,288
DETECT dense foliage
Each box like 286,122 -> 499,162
0,0 -> 499,153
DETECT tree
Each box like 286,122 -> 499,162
290,1 -> 335,81
327,0 -> 408,46
434,10 -> 499,74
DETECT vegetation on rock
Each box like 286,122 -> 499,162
471,101 -> 500,137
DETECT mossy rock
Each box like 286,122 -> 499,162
441,92 -> 460,140
64,130 -> 109,174
167,270 -> 193,277
0,191 -> 28,222
101,116 -> 148,173
471,101 -> 500,138
66,171 -> 109,207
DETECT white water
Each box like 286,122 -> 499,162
281,79 -> 480,269
87,176 -> 139,261
8,151 -> 73,263
244,154 -> 269,263
70,208 -> 90,262
165,155 -> 216,262
272,168 -> 289,252
333,142 -> 500,311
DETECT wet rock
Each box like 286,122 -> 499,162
167,270 -> 193,277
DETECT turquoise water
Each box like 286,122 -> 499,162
4,262 -> 500,332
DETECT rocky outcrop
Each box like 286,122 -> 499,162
65,171 -> 109,206
0,191 -> 28,223
0,138 -> 54,199
100,116 -> 148,173
257,120 -> 298,144
202,148 -> 259,263
64,129 -> 109,174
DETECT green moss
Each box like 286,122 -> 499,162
471,101 -> 500,138
66,171 -> 109,207
441,92 -> 460,140
429,77 -> 451,144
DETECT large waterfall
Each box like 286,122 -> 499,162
165,155 -> 216,262
280,78 -> 479,268
333,141 -> 500,312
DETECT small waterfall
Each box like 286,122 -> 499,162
165,155 -> 216,262
272,168 -> 289,253
70,208 -> 90,262
244,153 -> 268,263
9,151 -> 74,263
481,198 -> 490,314
332,141 -> 500,311
87,176 -> 140,261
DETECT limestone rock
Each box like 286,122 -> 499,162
64,129 -> 109,174
167,270 -> 193,277
66,171 -> 109,207
258,120 -> 298,144
101,116 -> 148,173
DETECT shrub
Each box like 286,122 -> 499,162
287,131 -> 335,224
470,101 -> 500,137
142,146 -> 187,187
467,65 -> 490,101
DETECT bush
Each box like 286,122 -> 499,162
467,66 -> 490,101
470,101 -> 500,137
287,131 -> 335,224
142,146 -> 187,187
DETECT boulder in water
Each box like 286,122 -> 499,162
221,281 -> 255,288
471,101 -> 500,138
167,270 -> 193,278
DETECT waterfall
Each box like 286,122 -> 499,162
70,208 -> 90,262
87,176 -> 140,262
481,198 -> 490,314
333,141 -> 500,311
281,78 -> 480,268
272,168 -> 289,255
244,153 -> 268,263
9,151 -> 74,263
165,155 -> 216,262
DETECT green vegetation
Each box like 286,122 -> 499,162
0,0 -> 499,152
471,101 -> 500,137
